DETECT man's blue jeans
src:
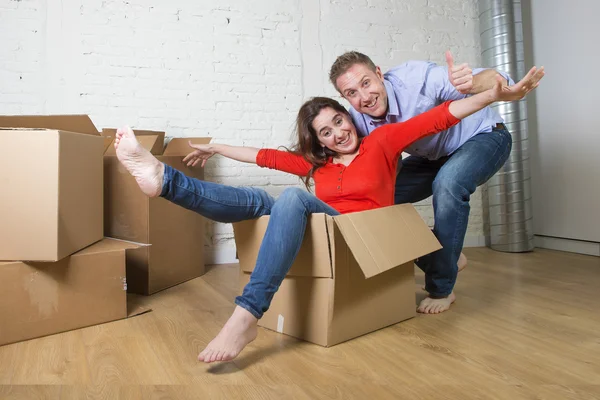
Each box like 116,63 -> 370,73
394,126 -> 512,297
160,164 -> 340,319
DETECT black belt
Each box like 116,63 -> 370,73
494,123 -> 508,130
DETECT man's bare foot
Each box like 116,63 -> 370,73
417,292 -> 456,314
114,125 -> 164,198
457,252 -> 468,272
198,306 -> 258,363
421,252 -> 468,291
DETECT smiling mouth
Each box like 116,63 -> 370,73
337,136 -> 350,146
364,97 -> 377,109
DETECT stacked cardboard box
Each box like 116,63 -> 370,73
101,128 -> 211,295
0,115 -> 143,346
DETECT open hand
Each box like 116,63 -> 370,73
182,141 -> 216,167
446,51 -> 473,94
491,66 -> 545,102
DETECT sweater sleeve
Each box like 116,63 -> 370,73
370,100 -> 460,159
256,148 -> 313,177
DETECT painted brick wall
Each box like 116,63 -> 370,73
0,0 -> 488,262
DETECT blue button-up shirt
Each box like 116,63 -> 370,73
349,61 -> 514,160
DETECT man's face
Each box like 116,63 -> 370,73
335,63 -> 388,118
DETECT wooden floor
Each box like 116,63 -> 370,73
1,248 -> 599,399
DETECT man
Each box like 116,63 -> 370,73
329,51 -> 544,314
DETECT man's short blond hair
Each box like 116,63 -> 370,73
329,51 -> 377,92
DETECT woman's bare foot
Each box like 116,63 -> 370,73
417,292 -> 456,314
421,252 -> 468,291
114,126 -> 164,198
198,306 -> 258,363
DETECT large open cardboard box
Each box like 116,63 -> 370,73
234,204 -> 441,347
0,115 -> 105,261
0,238 -> 149,347
102,129 -> 211,295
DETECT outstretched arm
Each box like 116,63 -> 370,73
183,142 -> 312,177
448,65 -> 544,119
376,65 -> 545,156
183,143 -> 259,167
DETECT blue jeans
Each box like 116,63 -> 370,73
394,126 -> 512,297
160,164 -> 340,319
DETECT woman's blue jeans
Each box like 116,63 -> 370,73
160,164 -> 340,319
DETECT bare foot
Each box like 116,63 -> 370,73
417,292 -> 456,314
457,252 -> 468,272
421,252 -> 468,291
198,306 -> 258,363
114,125 -> 164,198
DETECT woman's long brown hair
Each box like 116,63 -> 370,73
289,97 -> 355,189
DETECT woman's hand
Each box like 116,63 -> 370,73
491,66 -> 545,102
183,141 -> 217,167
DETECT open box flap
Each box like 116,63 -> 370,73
0,115 -> 100,136
333,204 -> 441,279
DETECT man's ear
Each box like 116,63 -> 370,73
375,66 -> 384,81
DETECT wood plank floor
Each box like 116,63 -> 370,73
1,248 -> 599,399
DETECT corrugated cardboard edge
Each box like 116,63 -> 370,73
0,115 -> 100,136
324,215 -> 337,347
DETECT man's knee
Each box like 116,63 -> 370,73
432,175 -> 474,204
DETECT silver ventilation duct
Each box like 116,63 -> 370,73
479,0 -> 534,252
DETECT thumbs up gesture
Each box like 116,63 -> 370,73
446,50 -> 474,94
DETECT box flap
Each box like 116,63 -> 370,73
102,128 -> 165,155
104,135 -> 160,156
162,137 -> 212,156
332,204 -> 441,279
74,237 -> 147,257
103,136 -> 114,153
0,115 -> 99,136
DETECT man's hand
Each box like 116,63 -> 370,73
491,66 -> 545,102
446,51 -> 474,94
182,141 -> 216,168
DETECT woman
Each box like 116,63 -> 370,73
113,67 -> 542,364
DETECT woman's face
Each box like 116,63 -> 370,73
312,107 -> 359,156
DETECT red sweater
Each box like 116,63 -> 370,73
256,101 -> 460,214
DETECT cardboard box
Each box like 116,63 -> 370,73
0,238 -> 148,347
102,130 -> 211,295
233,204 -> 441,347
0,115 -> 105,261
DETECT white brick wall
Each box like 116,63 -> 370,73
1,0 -> 488,263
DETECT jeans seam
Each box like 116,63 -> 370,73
172,181 -> 273,213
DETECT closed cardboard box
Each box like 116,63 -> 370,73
0,115 -> 105,261
234,204 -> 441,347
103,130 -> 211,295
0,238 -> 146,346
